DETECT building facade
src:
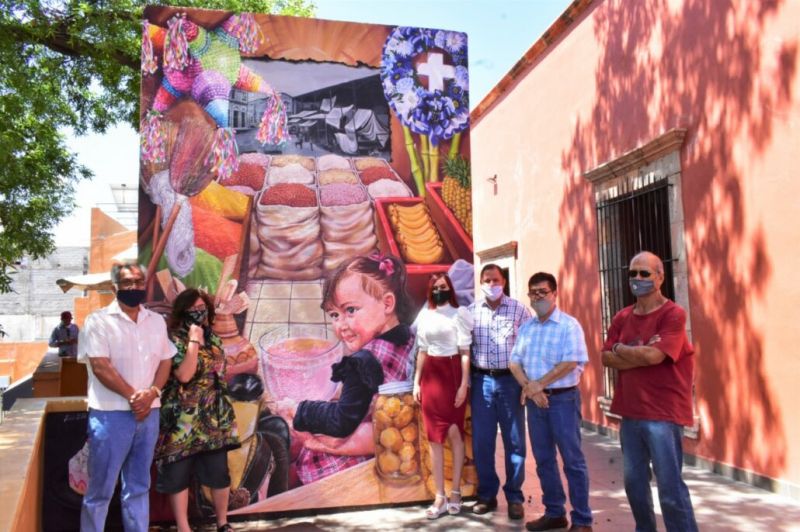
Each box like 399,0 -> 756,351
471,0 -> 800,497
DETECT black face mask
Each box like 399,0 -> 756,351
117,289 -> 146,308
432,289 -> 451,306
185,309 -> 208,326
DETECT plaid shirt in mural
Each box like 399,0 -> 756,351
295,325 -> 415,485
470,296 -> 532,369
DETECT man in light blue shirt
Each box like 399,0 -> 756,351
510,272 -> 593,532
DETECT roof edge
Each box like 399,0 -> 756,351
470,0 -> 595,126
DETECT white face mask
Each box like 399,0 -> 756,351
481,283 -> 504,302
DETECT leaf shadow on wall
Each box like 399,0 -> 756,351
557,0 -> 796,480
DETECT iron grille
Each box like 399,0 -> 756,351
596,178 -> 676,397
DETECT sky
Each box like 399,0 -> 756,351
54,0 -> 571,247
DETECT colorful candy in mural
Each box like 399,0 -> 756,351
132,5 -> 476,519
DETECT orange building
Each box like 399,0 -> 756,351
470,0 -> 800,497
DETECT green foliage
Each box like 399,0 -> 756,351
0,0 -> 315,292
443,154 -> 471,188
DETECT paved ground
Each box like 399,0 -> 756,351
172,430 -> 800,531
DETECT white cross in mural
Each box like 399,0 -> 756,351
417,53 -> 455,92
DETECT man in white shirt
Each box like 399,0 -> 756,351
78,261 -> 175,532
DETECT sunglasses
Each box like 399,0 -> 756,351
628,270 -> 653,278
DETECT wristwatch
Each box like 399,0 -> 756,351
150,385 -> 162,398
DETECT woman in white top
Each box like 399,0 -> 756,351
413,273 -> 472,518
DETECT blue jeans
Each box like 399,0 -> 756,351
621,418 -> 698,532
81,409 -> 159,532
526,388 -> 592,526
470,373 -> 526,503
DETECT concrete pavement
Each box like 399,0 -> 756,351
165,430 -> 800,531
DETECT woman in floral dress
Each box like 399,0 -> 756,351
155,288 -> 240,532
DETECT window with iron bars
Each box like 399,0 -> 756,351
596,177 -> 677,399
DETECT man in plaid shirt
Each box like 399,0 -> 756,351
510,272 -> 592,532
469,263 -> 531,520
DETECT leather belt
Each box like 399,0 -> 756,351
544,386 -> 577,396
471,365 -> 511,377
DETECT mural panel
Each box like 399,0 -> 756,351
135,6 -> 474,518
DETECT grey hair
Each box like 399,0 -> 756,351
110,260 -> 147,285
631,251 -> 664,274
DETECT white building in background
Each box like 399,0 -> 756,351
0,247 -> 88,342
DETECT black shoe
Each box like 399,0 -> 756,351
525,514 -> 569,531
472,497 -> 498,514
508,502 -> 525,520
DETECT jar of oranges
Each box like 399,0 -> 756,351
372,381 -> 421,483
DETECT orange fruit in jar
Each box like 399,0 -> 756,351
399,441 -> 416,462
384,397 -> 402,417
394,405 -> 414,427
379,427 -> 403,452
401,424 -> 418,442
374,410 -> 392,429
399,459 -> 418,475
403,394 -> 414,405
375,395 -> 387,410
378,450 -> 401,474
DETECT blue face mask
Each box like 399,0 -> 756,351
629,279 -> 656,297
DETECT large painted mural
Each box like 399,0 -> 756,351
135,5 -> 474,519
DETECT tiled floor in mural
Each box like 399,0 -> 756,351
243,278 -> 342,402
243,278 -> 331,342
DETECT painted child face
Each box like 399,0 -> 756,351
325,274 -> 396,352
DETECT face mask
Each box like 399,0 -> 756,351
629,279 -> 656,298
531,298 -> 552,318
117,289 -> 146,308
186,309 -> 208,326
432,289 -> 451,306
481,283 -> 504,302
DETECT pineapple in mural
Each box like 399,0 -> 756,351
442,155 -> 473,237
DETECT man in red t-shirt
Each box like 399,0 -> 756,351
601,251 -> 698,532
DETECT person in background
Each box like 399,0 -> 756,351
412,273 -> 472,518
50,310 -> 79,357
469,263 -> 532,520
510,272 -> 593,532
155,288 -> 240,532
601,251 -> 698,532
78,260 -> 175,532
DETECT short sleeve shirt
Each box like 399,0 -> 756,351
416,305 -> 473,356
78,300 -> 176,410
470,296 -> 532,369
49,323 -> 79,357
602,300 -> 694,426
510,307 -> 588,388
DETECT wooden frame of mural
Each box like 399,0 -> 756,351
135,5 -> 473,519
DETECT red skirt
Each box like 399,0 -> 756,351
420,354 -> 466,443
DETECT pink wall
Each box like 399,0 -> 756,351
471,0 -> 800,486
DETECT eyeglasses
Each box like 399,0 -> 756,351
627,270 -> 653,278
527,289 -> 552,298
118,279 -> 145,289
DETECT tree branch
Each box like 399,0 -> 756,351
0,21 -> 139,70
